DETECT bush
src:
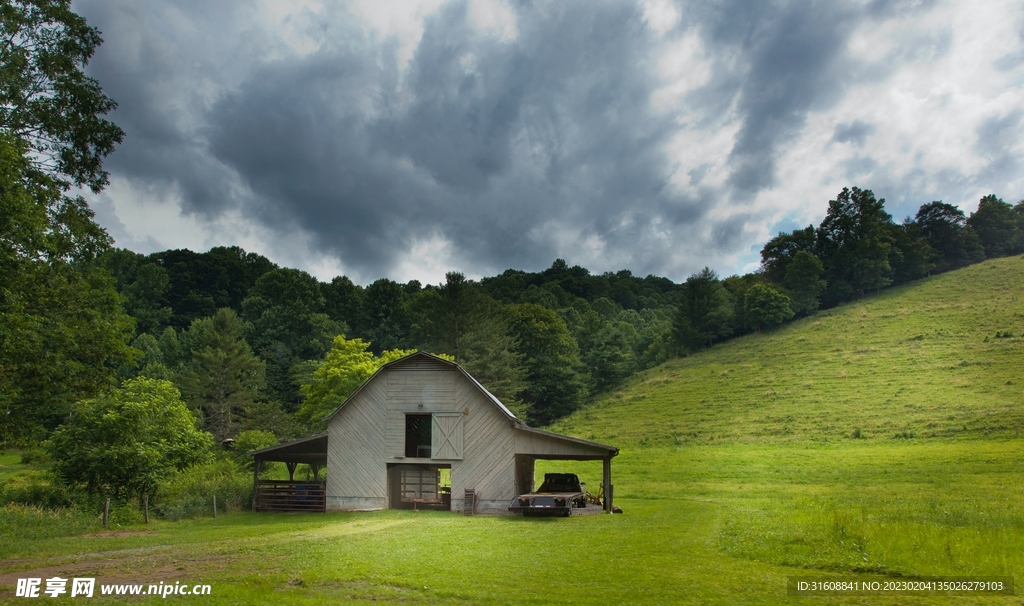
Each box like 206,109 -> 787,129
19,448 -> 48,464
0,472 -> 76,508
154,458 -> 252,520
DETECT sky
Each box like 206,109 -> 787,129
74,0 -> 1024,286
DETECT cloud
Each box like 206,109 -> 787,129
75,0 -> 1024,284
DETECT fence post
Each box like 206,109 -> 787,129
103,498 -> 109,528
213,495 -> 217,519
144,495 -> 149,524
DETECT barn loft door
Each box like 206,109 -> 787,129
431,413 -> 464,460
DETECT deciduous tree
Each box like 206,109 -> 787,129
46,377 -> 212,501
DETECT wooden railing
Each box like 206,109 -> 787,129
255,481 -> 326,512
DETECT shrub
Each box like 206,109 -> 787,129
19,448 -> 48,464
0,472 -> 76,508
154,458 -> 252,520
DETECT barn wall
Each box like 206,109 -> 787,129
326,355 -> 520,514
384,361 -> 457,458
325,377 -> 388,511
450,372 -> 516,514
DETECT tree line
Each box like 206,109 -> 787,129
96,249 -> 682,437
671,187 -> 1024,354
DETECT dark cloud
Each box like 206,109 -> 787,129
832,120 -> 877,147
74,0 -> 1024,282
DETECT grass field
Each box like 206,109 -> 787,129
1,256 -> 1022,604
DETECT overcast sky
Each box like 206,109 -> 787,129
74,0 -> 1024,285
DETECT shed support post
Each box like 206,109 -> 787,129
603,456 -> 613,513
253,458 -> 261,511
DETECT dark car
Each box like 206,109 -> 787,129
509,473 -> 587,517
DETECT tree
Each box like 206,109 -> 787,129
46,377 -> 212,501
503,303 -> 586,425
297,336 -> 416,429
672,268 -> 734,351
241,268 -> 342,410
782,250 -> 826,315
582,321 -> 639,392
743,283 -> 794,331
967,195 -> 1021,258
358,278 -> 410,353
122,263 -> 173,335
1,0 -> 124,192
0,134 -> 134,442
458,314 -> 528,414
815,187 -> 894,305
422,271 -> 487,362
176,308 -> 265,441
760,226 -> 816,283
915,201 -> 984,272
887,219 -> 934,284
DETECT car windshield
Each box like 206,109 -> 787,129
538,475 -> 580,492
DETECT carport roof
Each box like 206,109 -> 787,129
250,433 -> 327,465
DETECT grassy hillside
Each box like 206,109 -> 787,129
551,255 -> 1024,446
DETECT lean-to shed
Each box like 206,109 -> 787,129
322,351 -> 618,514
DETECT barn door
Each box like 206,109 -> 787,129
431,413 -> 464,459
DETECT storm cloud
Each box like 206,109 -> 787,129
75,0 -> 1024,283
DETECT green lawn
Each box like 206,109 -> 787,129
1,257 -> 1022,604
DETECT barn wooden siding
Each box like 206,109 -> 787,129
327,356 -> 516,513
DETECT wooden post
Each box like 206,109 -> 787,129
144,495 -> 149,524
103,498 -> 109,528
253,458 -> 261,512
213,495 -> 217,518
603,457 -> 613,514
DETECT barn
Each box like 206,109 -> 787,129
252,351 -> 618,514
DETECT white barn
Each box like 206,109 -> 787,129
252,351 -> 618,515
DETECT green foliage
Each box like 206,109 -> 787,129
421,271 -> 487,362
0,134 -> 135,441
175,308 -> 265,440
358,278 -> 411,353
967,194 -> 1022,257
760,225 -> 816,283
916,201 -> 985,272
242,268 -> 342,410
887,218 -> 934,284
46,377 -> 213,500
0,470 -> 75,508
502,303 -> 585,425
233,429 -> 277,470
458,314 -> 528,412
816,186 -> 894,304
154,458 -> 253,520
0,0 -> 124,192
782,250 -> 825,315
582,321 -> 639,392
743,283 -> 794,331
297,336 -> 416,429
121,262 -> 173,334
672,267 -> 734,351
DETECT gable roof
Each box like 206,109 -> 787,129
322,351 -> 518,422
322,351 -> 617,458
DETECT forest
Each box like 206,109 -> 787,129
8,185 -> 1022,450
